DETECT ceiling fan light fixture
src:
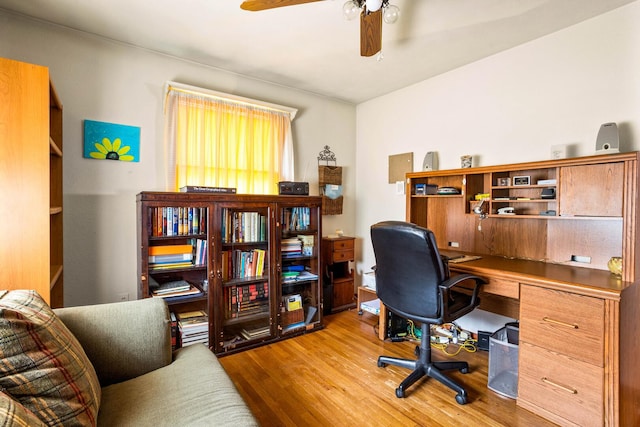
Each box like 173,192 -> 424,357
343,0 -> 360,20
365,0 -> 383,12
383,4 -> 400,24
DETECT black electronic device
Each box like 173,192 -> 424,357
278,181 -> 309,195
477,330 -> 491,351
387,312 -> 408,340
541,188 -> 555,199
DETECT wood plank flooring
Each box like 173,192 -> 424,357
219,309 -> 555,427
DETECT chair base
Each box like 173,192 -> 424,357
377,324 -> 470,404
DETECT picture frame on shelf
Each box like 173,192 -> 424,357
513,176 -> 531,186
497,177 -> 511,187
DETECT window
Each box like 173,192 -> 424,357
164,82 -> 297,194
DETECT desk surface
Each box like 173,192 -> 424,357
446,252 -> 629,300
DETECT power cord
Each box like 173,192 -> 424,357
406,320 -> 478,355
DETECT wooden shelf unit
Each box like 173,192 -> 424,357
1,58 -> 63,307
137,192 -> 323,356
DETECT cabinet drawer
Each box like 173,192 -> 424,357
332,249 -> 354,263
520,285 -> 604,366
331,239 -> 354,251
519,342 -> 603,427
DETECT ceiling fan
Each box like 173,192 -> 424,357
240,0 -> 399,57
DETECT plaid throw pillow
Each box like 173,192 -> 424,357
0,290 -> 101,426
0,391 -> 47,427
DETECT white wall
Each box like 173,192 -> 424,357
0,11 -> 356,306
355,2 -> 640,277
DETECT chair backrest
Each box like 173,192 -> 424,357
370,221 -> 447,322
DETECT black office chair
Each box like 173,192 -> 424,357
370,221 -> 486,404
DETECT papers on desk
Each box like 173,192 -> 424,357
448,255 -> 482,264
360,298 -> 380,316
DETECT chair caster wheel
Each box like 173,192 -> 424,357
455,393 -> 467,405
460,367 -> 469,374
377,360 -> 386,368
396,388 -> 405,398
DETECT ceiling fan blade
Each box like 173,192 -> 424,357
360,9 -> 382,57
241,0 -> 322,11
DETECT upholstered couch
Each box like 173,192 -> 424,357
0,290 -> 257,426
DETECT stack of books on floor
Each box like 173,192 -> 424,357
177,310 -> 208,347
150,279 -> 202,299
149,244 -> 194,269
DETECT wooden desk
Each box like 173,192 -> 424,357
447,254 -> 639,427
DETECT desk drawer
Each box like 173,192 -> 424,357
519,342 -> 603,427
450,275 -> 518,299
520,285 -> 604,366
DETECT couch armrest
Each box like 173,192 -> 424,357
54,298 -> 172,386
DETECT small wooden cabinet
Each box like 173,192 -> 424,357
322,236 -> 355,313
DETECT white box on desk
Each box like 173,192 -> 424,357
363,271 -> 376,290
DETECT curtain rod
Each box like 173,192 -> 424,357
165,81 -> 298,121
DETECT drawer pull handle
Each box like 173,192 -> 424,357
541,377 -> 577,394
542,317 -> 579,329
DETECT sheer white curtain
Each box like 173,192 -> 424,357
164,82 -> 296,194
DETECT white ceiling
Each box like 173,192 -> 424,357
0,0 -> 634,104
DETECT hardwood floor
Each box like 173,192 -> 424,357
218,310 -> 555,426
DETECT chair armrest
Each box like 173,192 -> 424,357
54,298 -> 172,386
438,273 -> 486,319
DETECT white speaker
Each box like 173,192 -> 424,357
422,151 -> 438,171
595,122 -> 620,154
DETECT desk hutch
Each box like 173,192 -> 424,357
405,152 -> 639,426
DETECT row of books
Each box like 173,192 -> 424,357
221,248 -> 266,280
149,240 -> 206,269
221,209 -> 267,243
224,282 -> 269,319
150,206 -> 207,237
282,207 -> 311,231
170,310 -> 208,349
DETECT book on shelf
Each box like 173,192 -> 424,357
151,207 -> 207,237
152,279 -> 191,294
286,294 -> 302,311
281,270 -> 319,283
177,309 -> 209,347
221,210 -> 266,243
240,326 -> 270,340
152,284 -> 202,299
149,244 -> 193,256
180,186 -> 236,194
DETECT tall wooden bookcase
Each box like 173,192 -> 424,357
0,57 -> 64,307
137,192 -> 323,355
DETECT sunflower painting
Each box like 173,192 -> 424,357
84,120 -> 140,162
